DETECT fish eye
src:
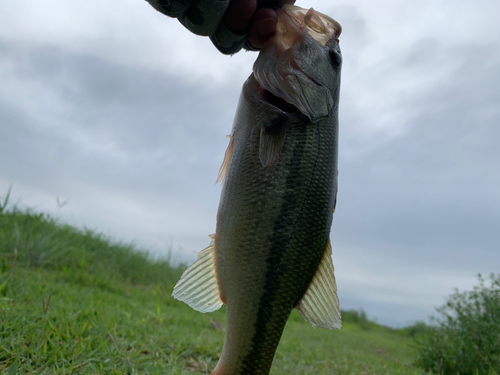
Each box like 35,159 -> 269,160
329,50 -> 342,69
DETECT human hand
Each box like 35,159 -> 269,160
223,0 -> 296,49
146,0 -> 296,54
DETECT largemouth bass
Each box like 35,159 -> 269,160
173,5 -> 342,374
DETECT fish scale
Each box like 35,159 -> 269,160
240,115 -> 337,374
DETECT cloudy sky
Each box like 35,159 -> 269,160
1,0 -> 499,327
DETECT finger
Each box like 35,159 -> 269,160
224,0 -> 257,34
248,8 -> 277,49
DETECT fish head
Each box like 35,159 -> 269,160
253,5 -> 342,123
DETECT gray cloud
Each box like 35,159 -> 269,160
1,41 -> 238,200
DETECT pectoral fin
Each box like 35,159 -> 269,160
295,240 -> 341,329
172,235 -> 223,313
259,120 -> 286,167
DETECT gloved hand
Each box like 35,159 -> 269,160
146,0 -> 296,54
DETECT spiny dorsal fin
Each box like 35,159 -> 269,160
216,134 -> 235,184
172,235 -> 223,313
259,120 -> 286,167
295,240 -> 341,329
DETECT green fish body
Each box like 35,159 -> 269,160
173,5 -> 342,374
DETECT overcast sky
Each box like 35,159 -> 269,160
1,0 -> 499,327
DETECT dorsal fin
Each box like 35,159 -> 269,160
295,240 -> 341,329
172,235 -> 223,313
216,134 -> 235,184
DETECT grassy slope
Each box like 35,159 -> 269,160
0,209 -> 424,374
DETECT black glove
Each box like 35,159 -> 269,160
146,0 -> 250,54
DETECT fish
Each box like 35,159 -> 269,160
173,5 -> 342,374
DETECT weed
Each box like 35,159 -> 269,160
341,308 -> 378,330
0,184 -> 11,213
398,321 -> 432,338
414,274 -> 500,374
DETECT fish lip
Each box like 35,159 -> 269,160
253,56 -> 332,122
253,72 -> 329,123
296,68 -> 322,88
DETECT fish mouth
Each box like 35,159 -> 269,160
252,5 -> 341,122
258,85 -> 302,115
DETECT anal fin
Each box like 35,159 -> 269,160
296,240 -> 341,329
172,235 -> 223,313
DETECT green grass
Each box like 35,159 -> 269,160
0,208 -> 425,374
